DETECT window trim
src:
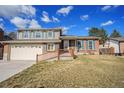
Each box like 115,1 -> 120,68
47,43 -> 55,51
77,40 -> 85,50
47,31 -> 54,39
24,31 -> 29,39
87,40 -> 96,50
88,40 -> 93,50
36,32 -> 41,38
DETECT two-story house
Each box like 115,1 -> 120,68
1,28 -> 100,61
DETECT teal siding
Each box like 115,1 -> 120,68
92,40 -> 95,50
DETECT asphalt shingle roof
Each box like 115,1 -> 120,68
110,37 -> 124,42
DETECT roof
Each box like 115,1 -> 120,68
60,36 -> 100,40
110,37 -> 124,42
18,28 -> 62,32
1,39 -> 61,44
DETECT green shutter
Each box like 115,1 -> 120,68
82,40 -> 84,49
91,40 -> 95,50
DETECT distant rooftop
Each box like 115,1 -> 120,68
110,37 -> 124,42
60,35 -> 100,40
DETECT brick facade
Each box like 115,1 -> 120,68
71,40 -> 99,54
3,44 -> 10,60
120,42 -> 124,54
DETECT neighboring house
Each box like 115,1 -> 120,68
1,28 -> 100,61
104,37 -> 124,55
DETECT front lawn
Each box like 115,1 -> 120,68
0,55 -> 124,88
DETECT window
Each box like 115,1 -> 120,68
24,31 -> 28,38
82,40 -> 84,49
77,40 -> 84,50
47,44 -> 55,51
86,40 -> 95,50
43,32 -> 47,39
30,32 -> 33,38
48,31 -> 53,38
42,32 -> 44,39
40,32 -> 42,39
77,40 -> 81,49
36,32 -> 41,38
18,32 -> 23,39
53,32 -> 55,38
89,40 -> 93,49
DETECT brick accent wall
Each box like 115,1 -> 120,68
78,40 -> 99,54
120,42 -> 124,54
3,44 -> 10,60
84,40 -> 86,50
95,40 -> 100,54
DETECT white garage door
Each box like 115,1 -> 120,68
10,44 -> 43,60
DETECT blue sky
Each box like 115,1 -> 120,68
0,5 -> 124,36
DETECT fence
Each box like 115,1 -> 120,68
99,47 -> 114,55
36,48 -> 76,63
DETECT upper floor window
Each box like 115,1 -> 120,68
24,31 -> 28,38
41,32 -> 47,39
48,31 -> 53,38
36,32 -> 41,38
18,32 -> 23,39
33,31 -> 35,38
48,31 -> 55,38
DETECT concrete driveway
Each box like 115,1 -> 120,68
0,60 -> 35,82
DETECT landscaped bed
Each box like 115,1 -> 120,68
0,55 -> 124,88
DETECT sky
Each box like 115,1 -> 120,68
0,5 -> 124,36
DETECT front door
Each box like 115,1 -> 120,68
77,40 -> 82,52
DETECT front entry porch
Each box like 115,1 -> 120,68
62,39 -> 99,55
62,40 -> 81,51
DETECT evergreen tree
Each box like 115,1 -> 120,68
88,27 -> 108,45
110,29 -> 121,38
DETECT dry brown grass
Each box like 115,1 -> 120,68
0,55 -> 124,88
